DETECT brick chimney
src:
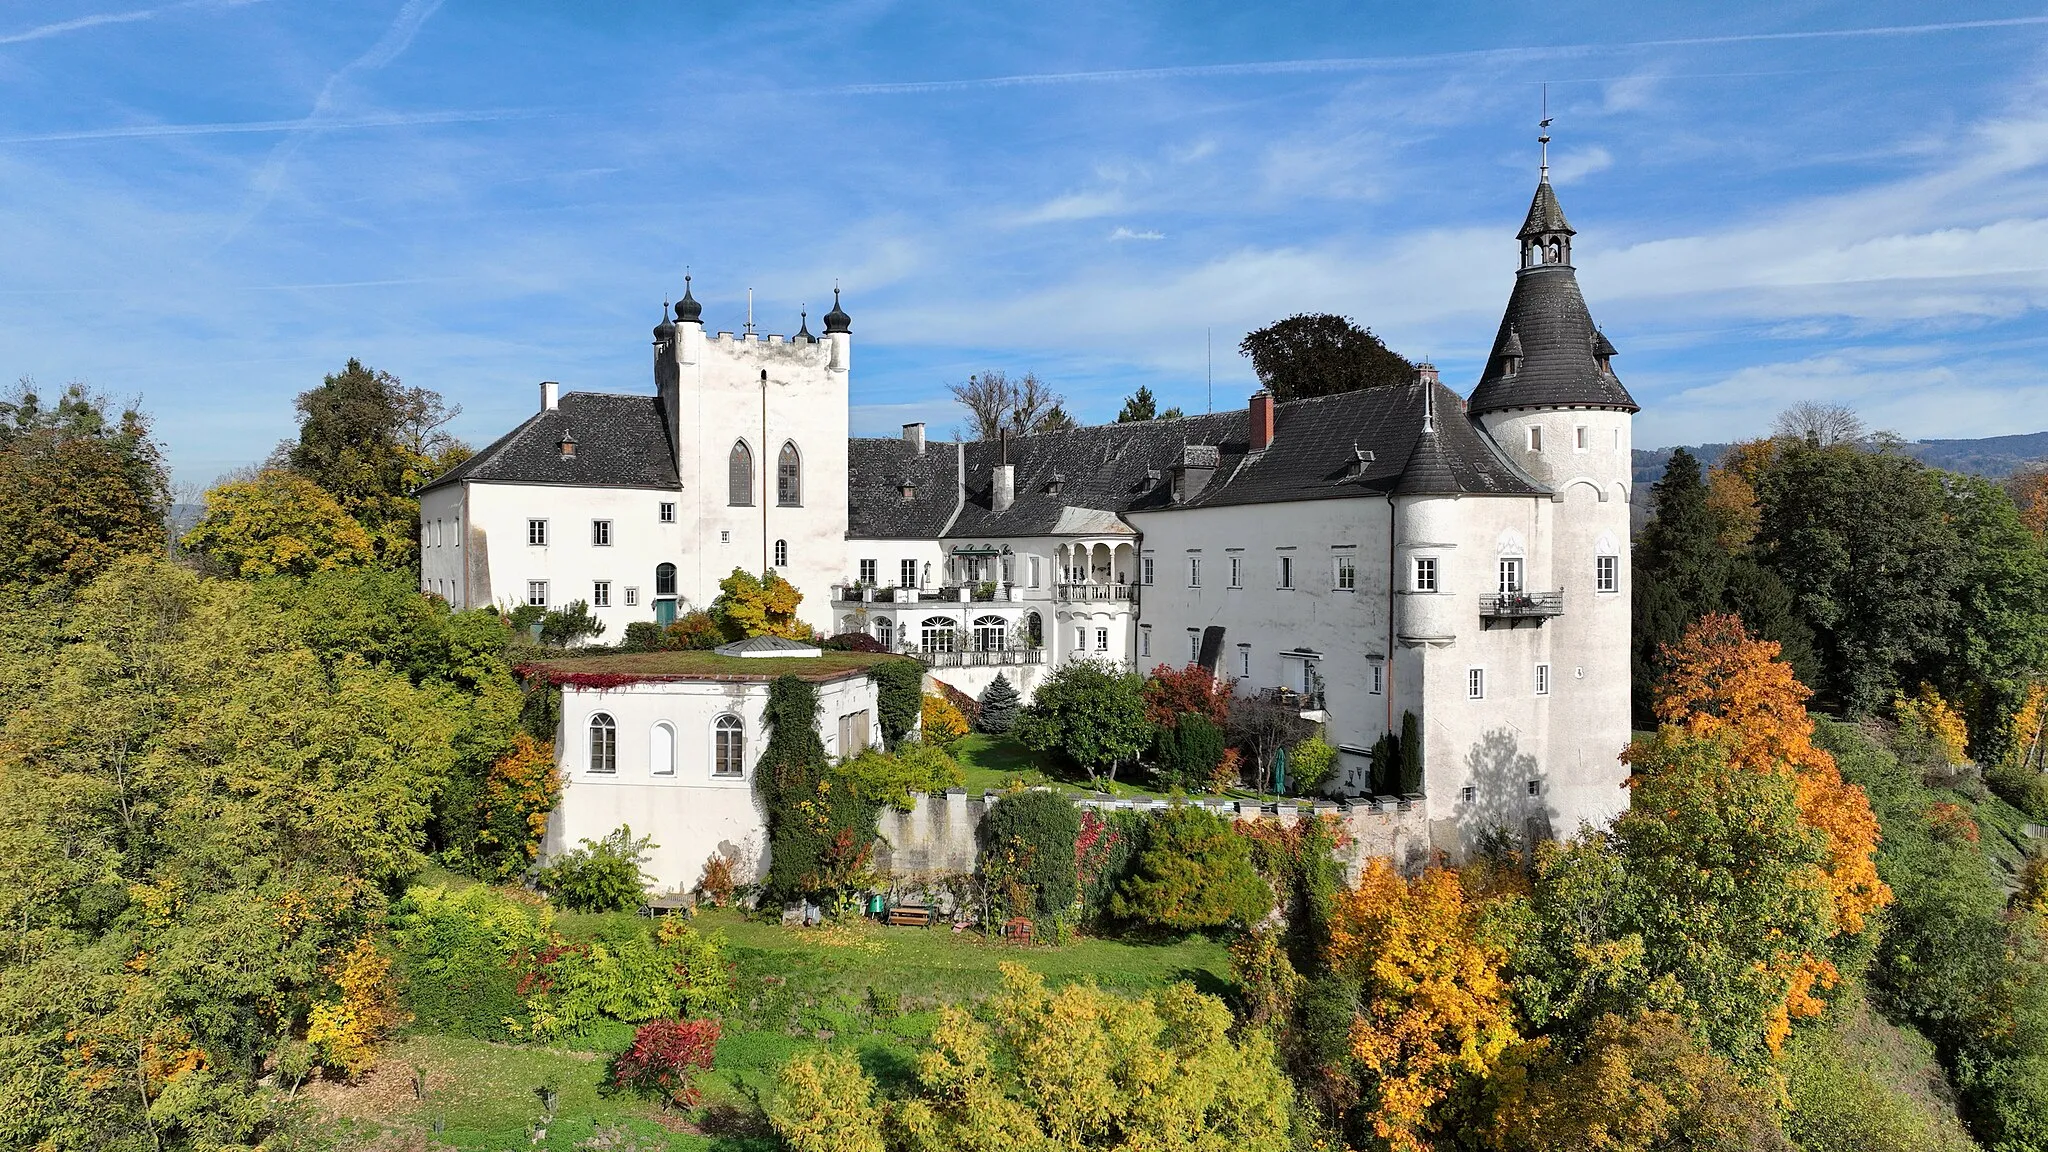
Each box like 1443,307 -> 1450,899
1249,390 -> 1275,451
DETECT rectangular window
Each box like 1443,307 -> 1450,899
1596,555 -> 1619,593
720,529 -> 731,544
1075,627 -> 1087,652
1535,662 -> 1551,695
1241,647 -> 1251,677
1527,426 -> 1543,451
1467,667 -> 1486,699
1189,633 -> 1200,663
1414,557 -> 1437,592
1574,425 -> 1588,450
592,581 -> 611,607
1613,428 -> 1622,450
625,587 -> 640,607
527,519 -> 548,547
1336,555 -> 1356,590
526,580 -> 548,607
1095,628 -> 1109,652
1189,557 -> 1202,587
1461,784 -> 1477,804
1229,557 -> 1242,588
1499,557 -> 1523,594
1370,662 -> 1384,694
659,501 -> 675,523
1141,556 -> 1155,585
1278,555 -> 1294,589
901,559 -> 918,587
1527,779 -> 1543,797
1140,627 -> 1151,658
859,559 -> 877,584
1029,556 -> 1041,588
592,519 -> 612,547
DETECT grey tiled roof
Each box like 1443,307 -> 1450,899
943,413 -> 1243,536
422,392 -> 680,492
846,437 -> 962,538
1519,178 -> 1573,239
1467,266 -> 1639,415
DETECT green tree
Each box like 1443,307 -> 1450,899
755,675 -> 875,903
0,381 -> 168,589
977,789 -> 1081,920
710,567 -> 810,640
1238,313 -> 1413,400
1013,658 -> 1152,782
975,673 -> 1020,734
1117,386 -> 1157,422
1632,448 -> 1729,722
1111,805 -> 1272,932
1155,712 -> 1226,790
1935,474 -> 2048,763
284,358 -> 465,567
181,469 -> 376,578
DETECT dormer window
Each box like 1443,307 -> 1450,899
559,435 -> 576,460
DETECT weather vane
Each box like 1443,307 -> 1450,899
1538,82 -> 1553,180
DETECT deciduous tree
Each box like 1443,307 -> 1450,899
1238,313 -> 1413,400
711,567 -> 810,640
181,469 -> 376,578
1111,805 -> 1272,931
0,381 -> 168,589
282,358 -> 466,566
1014,659 -> 1152,782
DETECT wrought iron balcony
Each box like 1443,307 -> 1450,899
1478,590 -> 1564,621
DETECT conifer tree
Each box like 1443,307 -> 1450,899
975,673 -> 1019,734
1633,448 -> 1729,723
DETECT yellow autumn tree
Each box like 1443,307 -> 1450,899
1329,860 -> 1519,1152
473,734 -> 560,881
1895,683 -> 1970,768
710,567 -> 812,640
1651,613 -> 1891,935
181,469 -> 376,578
919,692 -> 969,748
305,936 -> 410,1077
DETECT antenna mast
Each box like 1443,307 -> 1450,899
745,288 -> 755,336
1206,326 -> 1213,413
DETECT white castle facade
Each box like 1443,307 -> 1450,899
421,172 -> 1637,858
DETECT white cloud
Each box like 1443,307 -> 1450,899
1010,190 -> 1123,225
1109,227 -> 1164,241
1547,145 -> 1612,185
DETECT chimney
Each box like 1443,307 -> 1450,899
540,380 -> 561,411
1249,390 -> 1275,452
992,463 -> 1016,512
902,422 -> 926,454
559,434 -> 576,460
1415,362 -> 1440,386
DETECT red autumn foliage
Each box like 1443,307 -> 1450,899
1142,663 -> 1235,727
612,1018 -> 721,1108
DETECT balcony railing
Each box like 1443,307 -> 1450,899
922,647 -> 1046,668
832,584 -> 1014,604
1259,685 -> 1326,712
1478,590 -> 1564,620
1056,582 -> 1136,603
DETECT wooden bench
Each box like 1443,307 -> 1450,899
886,904 -> 934,928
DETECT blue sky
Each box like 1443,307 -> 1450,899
6,2 -> 2048,490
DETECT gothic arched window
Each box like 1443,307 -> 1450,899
728,441 -> 753,507
777,441 -> 802,507
712,714 -> 744,778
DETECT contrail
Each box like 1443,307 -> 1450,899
827,16 -> 2048,95
0,0 -> 272,46
0,108 -> 541,145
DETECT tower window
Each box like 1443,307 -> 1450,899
728,441 -> 754,506
1535,662 -> 1551,695
1596,555 -> 1619,593
1527,426 -> 1543,452
777,441 -> 802,506
1370,661 -> 1384,694
774,539 -> 788,567
1229,557 -> 1242,588
1575,426 -> 1588,450
1413,557 -> 1437,592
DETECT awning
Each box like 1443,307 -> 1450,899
949,545 -> 1003,556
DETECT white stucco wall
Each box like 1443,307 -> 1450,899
545,672 -> 881,893
457,481 -> 692,636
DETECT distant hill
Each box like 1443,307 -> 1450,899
1628,431 -> 2048,531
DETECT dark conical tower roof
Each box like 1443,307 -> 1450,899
1469,176 -> 1637,416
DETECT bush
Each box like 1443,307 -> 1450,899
978,790 -> 1082,921
822,631 -> 884,652
833,741 -> 963,811
757,675 -> 876,903
976,674 -> 1020,734
921,691 -> 969,748
525,917 -> 734,1042
1013,658 -> 1153,781
663,610 -> 723,651
1288,736 -> 1337,796
541,599 -> 606,646
533,826 -> 652,912
621,621 -> 663,652
473,733 -> 560,883
1111,804 -> 1272,932
1078,807 -> 1147,924
1142,663 -> 1232,726
1156,712 -> 1225,790
696,853 -> 737,906
870,660 -> 924,745
611,1019 -> 720,1108
391,883 -> 551,1039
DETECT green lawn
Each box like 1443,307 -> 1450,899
310,906 -> 1230,1149
953,732 -> 1191,800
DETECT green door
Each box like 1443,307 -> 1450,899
654,598 -> 677,626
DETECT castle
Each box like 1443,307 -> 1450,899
420,167 -> 1637,861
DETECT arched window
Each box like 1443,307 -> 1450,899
588,713 -> 617,774
655,562 -> 677,597
875,617 -> 894,649
649,722 -> 675,776
777,441 -> 802,506
1023,611 -> 1043,648
774,538 -> 788,567
973,615 -> 1007,652
728,441 -> 753,507
1547,240 -> 1561,264
712,715 -> 744,778
920,616 -> 956,654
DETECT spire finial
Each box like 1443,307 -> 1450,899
1537,82 -> 1553,183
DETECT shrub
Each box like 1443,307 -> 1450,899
1112,805 -> 1272,932
1156,712 -> 1226,790
305,937 -> 411,1078
870,660 -> 924,745
621,621 -> 663,652
1209,746 -> 1244,793
473,733 -> 560,883
711,568 -> 810,640
975,673 -> 1020,734
1399,710 -> 1423,794
1369,729 -> 1402,795
1142,663 -> 1233,727
540,599 -> 605,646
663,610 -> 723,650
822,631 -> 884,652
1077,808 -> 1146,924
769,1050 -> 884,1152
391,883 -> 551,1039
833,741 -> 963,811
533,826 -> 653,912
1897,683 -> 1971,769
524,917 -> 734,1041
1288,736 -> 1337,796
757,675 -> 876,903
696,853 -> 737,907
978,789 -> 1082,920
611,1019 -> 720,1108
921,691 -> 969,748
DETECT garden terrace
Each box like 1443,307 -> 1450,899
518,649 -> 914,686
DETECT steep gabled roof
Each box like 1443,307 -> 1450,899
421,392 -> 679,492
847,437 -> 962,538
943,412 -> 1242,537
